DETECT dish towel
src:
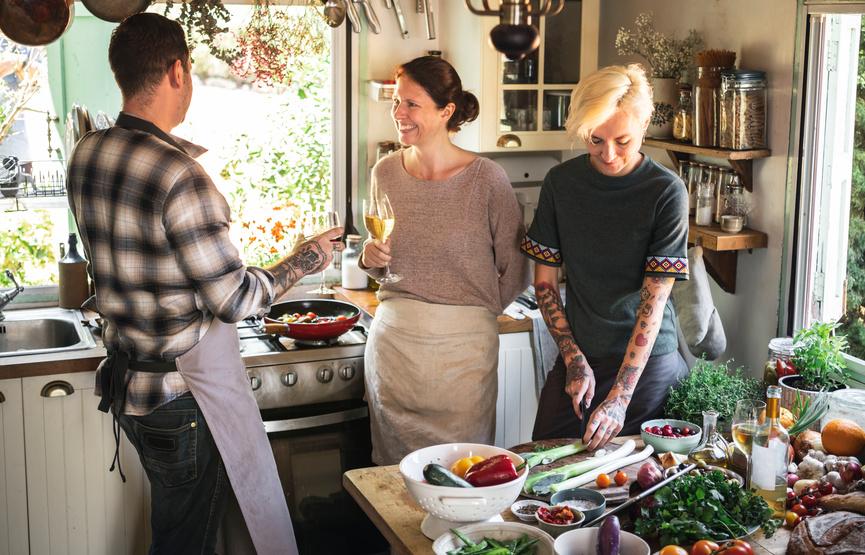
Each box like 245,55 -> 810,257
670,245 -> 727,360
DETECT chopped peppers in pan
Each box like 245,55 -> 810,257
464,454 -> 518,487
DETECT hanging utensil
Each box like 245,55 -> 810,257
383,0 -> 393,7
353,0 -> 381,34
323,0 -> 347,27
421,0 -> 435,39
345,0 -> 362,33
391,0 -> 409,39
0,0 -> 74,46
80,0 -> 150,23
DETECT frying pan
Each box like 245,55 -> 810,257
80,0 -> 151,23
0,0 -> 74,46
264,299 -> 361,341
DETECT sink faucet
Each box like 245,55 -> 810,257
0,270 -> 23,321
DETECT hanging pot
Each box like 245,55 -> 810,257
0,0 -> 74,46
80,0 -> 152,23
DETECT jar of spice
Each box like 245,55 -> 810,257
695,176 -> 715,226
672,85 -> 693,142
763,337 -> 795,386
720,70 -> 767,150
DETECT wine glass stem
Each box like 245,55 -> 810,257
745,454 -> 751,490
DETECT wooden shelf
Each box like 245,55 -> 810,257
687,217 -> 768,294
643,138 -> 770,192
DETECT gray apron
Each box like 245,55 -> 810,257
175,318 -> 299,555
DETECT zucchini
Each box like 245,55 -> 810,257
424,463 -> 473,488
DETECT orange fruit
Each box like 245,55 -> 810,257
821,418 -> 865,456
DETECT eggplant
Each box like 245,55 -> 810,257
597,515 -> 620,555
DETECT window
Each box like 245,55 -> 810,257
794,6 -> 865,380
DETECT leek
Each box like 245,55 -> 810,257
520,440 -> 588,470
549,445 -> 654,493
523,440 -> 636,495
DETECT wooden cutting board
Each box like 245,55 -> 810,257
510,437 -> 652,505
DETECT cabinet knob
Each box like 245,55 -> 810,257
497,134 -> 522,148
40,381 -> 74,398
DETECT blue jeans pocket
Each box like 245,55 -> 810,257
133,409 -> 198,488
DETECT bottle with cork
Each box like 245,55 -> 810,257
58,233 -> 90,309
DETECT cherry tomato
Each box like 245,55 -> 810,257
717,547 -> 750,555
614,470 -> 628,486
818,482 -> 834,496
659,546 -> 689,555
791,503 -> 808,517
801,494 -> 818,508
335,315 -> 347,321
785,510 -> 800,527
723,540 -> 754,555
690,539 -> 719,555
306,312 -> 317,319
596,473 -> 612,488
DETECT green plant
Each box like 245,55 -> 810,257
0,211 -> 57,286
791,321 -> 850,391
665,358 -> 762,425
788,392 -> 830,436
614,12 -> 703,79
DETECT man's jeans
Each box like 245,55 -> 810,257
117,394 -> 229,555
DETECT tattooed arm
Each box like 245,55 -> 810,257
535,264 -> 595,419
582,275 -> 675,450
267,226 -> 343,299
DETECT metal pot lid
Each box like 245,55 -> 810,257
0,0 -> 73,46
81,0 -> 152,23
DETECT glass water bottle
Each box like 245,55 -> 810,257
688,410 -> 730,468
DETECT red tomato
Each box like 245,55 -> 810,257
721,540 -> 753,555
335,315 -> 347,321
659,546 -> 689,555
690,539 -> 719,555
614,470 -> 628,486
791,503 -> 808,517
306,312 -> 317,319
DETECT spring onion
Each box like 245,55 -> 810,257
523,440 -> 636,495
519,440 -> 588,471
549,444 -> 654,493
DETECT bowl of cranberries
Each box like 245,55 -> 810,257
640,419 -> 702,454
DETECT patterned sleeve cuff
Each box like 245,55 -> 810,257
521,236 -> 562,266
645,255 -> 689,279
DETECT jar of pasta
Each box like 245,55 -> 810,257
720,70 -> 767,150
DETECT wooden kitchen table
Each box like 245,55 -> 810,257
342,437 -> 792,555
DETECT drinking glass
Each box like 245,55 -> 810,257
732,399 -> 766,488
363,194 -> 402,284
307,211 -> 341,295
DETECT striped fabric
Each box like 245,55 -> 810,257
67,113 -> 275,415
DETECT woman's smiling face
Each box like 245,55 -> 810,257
391,75 -> 452,146
585,109 -> 646,177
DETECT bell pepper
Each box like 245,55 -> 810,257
450,455 -> 485,478
464,454 -> 518,487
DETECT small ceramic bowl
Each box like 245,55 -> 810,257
549,487 -> 606,524
554,527 -> 650,555
510,499 -> 549,522
535,505 -> 585,538
640,418 -> 702,454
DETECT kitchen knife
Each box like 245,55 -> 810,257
391,0 -> 409,39
345,0 -> 362,33
354,0 -> 381,34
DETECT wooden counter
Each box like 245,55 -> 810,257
343,436 -> 791,555
333,287 -> 533,334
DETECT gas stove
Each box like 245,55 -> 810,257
236,317 -> 368,411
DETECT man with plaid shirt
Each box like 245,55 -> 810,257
66,13 -> 340,554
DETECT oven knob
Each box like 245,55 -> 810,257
316,367 -> 334,383
281,372 -> 297,387
339,365 -> 355,381
249,375 -> 262,390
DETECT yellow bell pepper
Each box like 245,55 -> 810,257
450,455 -> 485,478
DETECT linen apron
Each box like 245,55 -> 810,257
175,318 -> 298,555
365,297 -> 500,465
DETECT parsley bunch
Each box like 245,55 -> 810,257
664,359 -> 761,425
634,471 -> 776,547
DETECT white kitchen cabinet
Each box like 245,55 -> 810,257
23,372 -> 150,555
0,378 -> 28,555
440,0 -> 599,152
495,331 -> 538,448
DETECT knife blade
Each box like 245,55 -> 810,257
391,0 -> 409,39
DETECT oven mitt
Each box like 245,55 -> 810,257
671,245 -> 726,359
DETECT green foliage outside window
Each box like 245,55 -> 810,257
0,211 -> 57,287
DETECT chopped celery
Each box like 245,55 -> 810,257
523,440 -> 636,495
519,440 -> 588,470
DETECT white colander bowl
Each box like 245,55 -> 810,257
399,443 -> 528,530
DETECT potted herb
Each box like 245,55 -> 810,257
779,321 -> 849,408
664,358 -> 762,431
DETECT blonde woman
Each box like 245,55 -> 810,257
522,64 -> 689,450
361,56 -> 528,465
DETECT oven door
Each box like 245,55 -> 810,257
221,401 -> 387,555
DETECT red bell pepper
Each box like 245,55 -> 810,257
464,454 -> 518,487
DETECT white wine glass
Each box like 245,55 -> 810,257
732,399 -> 766,489
307,211 -> 341,295
364,194 -> 401,284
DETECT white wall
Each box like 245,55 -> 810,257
598,0 -> 798,376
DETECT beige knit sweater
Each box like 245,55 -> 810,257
363,151 -> 529,315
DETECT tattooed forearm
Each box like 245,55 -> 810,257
267,240 -> 327,296
536,281 -> 585,369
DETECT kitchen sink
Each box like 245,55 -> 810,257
0,307 -> 96,358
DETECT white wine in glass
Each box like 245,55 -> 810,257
364,195 -> 401,284
732,399 -> 766,487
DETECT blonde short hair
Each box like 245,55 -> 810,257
565,64 -> 654,143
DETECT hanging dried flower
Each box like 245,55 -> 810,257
615,12 -> 703,80
163,0 -> 237,64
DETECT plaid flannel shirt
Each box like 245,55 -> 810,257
66,113 -> 275,416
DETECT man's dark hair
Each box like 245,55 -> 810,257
108,13 -> 189,100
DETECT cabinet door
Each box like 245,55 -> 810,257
495,332 -> 538,448
0,378 -> 28,555
23,372 -> 151,555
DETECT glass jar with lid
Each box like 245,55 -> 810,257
720,70 -> 767,150
688,410 -> 731,468
763,337 -> 795,386
341,234 -> 369,290
822,389 -> 865,430
672,85 -> 693,142
686,162 -> 705,216
695,170 -> 715,226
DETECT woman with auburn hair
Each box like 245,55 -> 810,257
522,64 -> 690,450
360,56 -> 528,465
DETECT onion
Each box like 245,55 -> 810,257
637,461 -> 663,490
841,462 -> 862,483
787,473 -> 799,487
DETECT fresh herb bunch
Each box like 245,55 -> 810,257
792,321 -> 850,391
163,0 -> 236,64
634,471 -> 776,547
665,358 -> 762,425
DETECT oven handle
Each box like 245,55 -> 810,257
264,406 -> 369,434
